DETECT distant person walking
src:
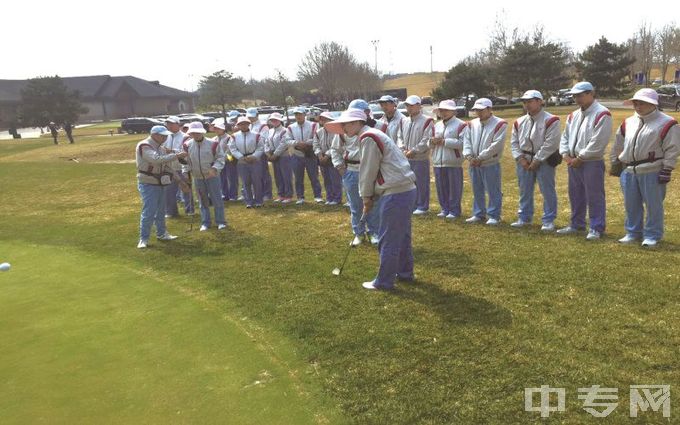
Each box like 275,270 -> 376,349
48,122 -> 58,144
64,122 -> 75,144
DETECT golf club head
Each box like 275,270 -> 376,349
331,268 -> 341,276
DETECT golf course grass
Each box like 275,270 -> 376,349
1,106 -> 679,424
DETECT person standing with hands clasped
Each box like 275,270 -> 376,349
557,81 -> 612,240
463,98 -> 507,225
610,88 -> 680,247
182,122 -> 227,231
510,90 -> 561,231
326,109 -> 416,291
431,100 -> 468,219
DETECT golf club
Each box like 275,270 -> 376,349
331,214 -> 366,276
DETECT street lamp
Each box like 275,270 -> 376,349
371,40 -> 379,73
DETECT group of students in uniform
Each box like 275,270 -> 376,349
135,81 -> 679,290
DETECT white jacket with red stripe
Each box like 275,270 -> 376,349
463,115 -> 508,166
379,110 -> 406,144
250,120 -> 269,140
330,134 -> 361,172
228,130 -> 264,163
559,101 -> 612,160
398,112 -> 434,161
358,126 -> 416,198
265,126 -> 290,158
611,109 -> 680,174
431,117 -> 468,167
511,110 -> 561,162
313,126 -> 334,156
182,136 -> 225,179
285,120 -> 318,158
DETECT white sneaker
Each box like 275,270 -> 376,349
412,209 -> 427,215
137,240 -> 148,249
362,281 -> 378,290
343,202 -> 350,207
618,234 -> 638,244
314,197 -> 324,203
465,216 -> 483,224
327,201 -> 339,206
556,226 -> 579,235
437,212 -> 447,218
641,238 -> 658,247
486,218 -> 500,226
199,225 -> 209,232
273,198 -> 282,203
445,213 -> 458,219
510,219 -> 528,228
295,199 -> 305,205
237,196 -> 245,201
157,232 -> 178,241
281,198 -> 292,204
370,234 -> 380,245
540,222 -> 555,232
351,235 -> 363,246
586,229 -> 601,241
218,224 -> 227,230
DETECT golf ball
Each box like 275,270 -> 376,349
0,263 -> 10,271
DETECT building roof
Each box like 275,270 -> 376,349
0,75 -> 194,103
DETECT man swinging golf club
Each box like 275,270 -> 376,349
326,109 -> 417,290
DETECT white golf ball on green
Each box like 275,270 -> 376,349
0,263 -> 10,271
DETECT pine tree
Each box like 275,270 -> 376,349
575,37 -> 635,97
20,76 -> 87,127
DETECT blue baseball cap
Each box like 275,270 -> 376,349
293,107 -> 307,114
567,81 -> 594,95
228,110 -> 240,118
150,125 -> 172,136
246,107 -> 258,118
348,99 -> 370,111
378,95 -> 396,104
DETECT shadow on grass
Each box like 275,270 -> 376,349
413,247 -> 474,277
393,280 -> 513,328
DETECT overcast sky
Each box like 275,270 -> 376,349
4,0 -> 677,91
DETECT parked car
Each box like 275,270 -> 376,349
657,84 -> 680,112
421,96 -> 433,105
120,117 -> 165,134
369,104 -> 385,120
397,101 -> 409,117
258,105 -> 284,114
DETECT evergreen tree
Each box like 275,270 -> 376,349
575,37 -> 635,96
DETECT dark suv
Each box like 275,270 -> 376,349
120,117 -> 165,134
657,84 -> 680,112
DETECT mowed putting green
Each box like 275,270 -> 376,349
0,242 -> 342,424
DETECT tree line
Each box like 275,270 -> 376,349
433,20 -> 680,101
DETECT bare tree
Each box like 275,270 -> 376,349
298,42 -> 355,104
655,23 -> 679,84
631,22 -> 656,86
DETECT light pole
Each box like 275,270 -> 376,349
248,64 -> 252,82
430,45 -> 433,73
371,40 -> 379,73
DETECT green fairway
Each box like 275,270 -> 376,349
0,244 -> 342,424
1,108 -> 679,424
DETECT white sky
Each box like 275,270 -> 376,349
3,0 -> 677,91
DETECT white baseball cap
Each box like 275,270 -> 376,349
623,88 -> 659,106
567,81 -> 594,95
471,98 -> 493,110
150,125 -> 172,136
519,90 -> 543,101
165,115 -> 181,124
404,95 -> 421,105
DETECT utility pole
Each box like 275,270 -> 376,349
371,40 -> 380,73
248,64 -> 252,83
430,45 -> 433,73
